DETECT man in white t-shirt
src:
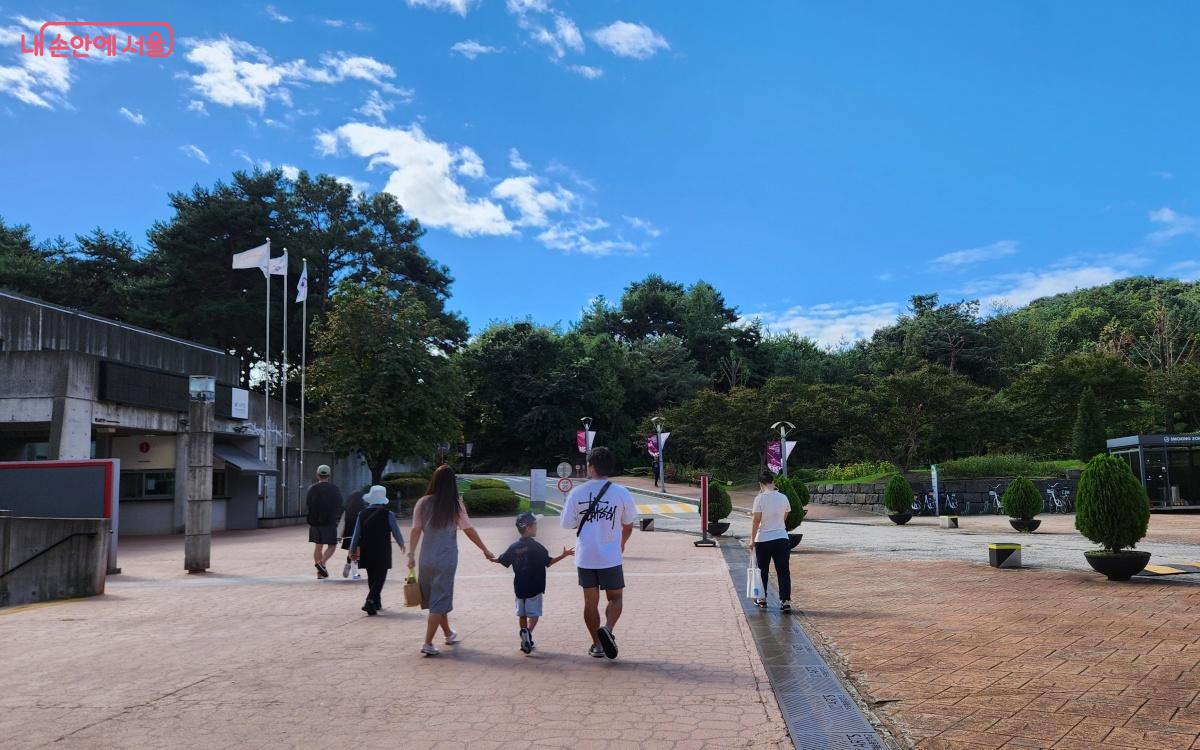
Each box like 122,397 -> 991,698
749,470 -> 794,611
560,446 -> 638,659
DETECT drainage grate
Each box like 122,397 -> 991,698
722,544 -> 889,750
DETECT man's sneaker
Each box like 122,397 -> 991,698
588,644 -> 605,658
362,600 -> 377,616
780,600 -> 792,612
596,626 -> 618,659
316,563 -> 329,579
420,643 -> 440,657
519,628 -> 533,654
342,562 -> 351,578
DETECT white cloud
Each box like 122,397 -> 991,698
264,5 -> 292,23
1154,170 -> 1174,181
279,163 -> 301,180
323,19 -> 346,28
506,0 -> 552,13
933,240 -> 1018,268
452,40 -> 501,59
315,130 -> 339,156
518,12 -> 585,59
492,176 -> 574,227
406,0 -> 475,16
356,90 -> 395,123
1147,207 -> 1200,243
183,37 -> 401,111
537,222 -> 636,256
187,99 -> 209,115
963,263 -> 1130,309
0,18 -> 74,108
118,107 -> 145,125
624,215 -> 661,238
327,122 -> 512,237
569,64 -> 603,79
1168,260 -> 1200,281
456,146 -> 486,178
589,21 -> 669,60
509,148 -> 531,171
749,302 -> 902,348
555,16 -> 584,53
180,144 -> 210,164
334,175 -> 370,193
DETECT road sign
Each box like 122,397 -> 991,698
557,477 -> 573,494
556,462 -> 572,478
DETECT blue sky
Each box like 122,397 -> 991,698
2,1 -> 1199,345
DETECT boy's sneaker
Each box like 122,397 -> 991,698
780,600 -> 792,612
315,563 -> 329,579
420,643 -> 440,657
588,644 -> 605,658
342,562 -> 351,578
596,626 -> 618,659
519,628 -> 533,654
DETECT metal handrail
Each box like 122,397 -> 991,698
0,532 -> 97,579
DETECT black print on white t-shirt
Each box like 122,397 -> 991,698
582,500 -> 617,528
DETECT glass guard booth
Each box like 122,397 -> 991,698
1107,434 -> 1200,510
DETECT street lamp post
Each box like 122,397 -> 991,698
771,420 -> 796,479
651,415 -> 666,495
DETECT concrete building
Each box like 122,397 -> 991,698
0,291 -> 395,534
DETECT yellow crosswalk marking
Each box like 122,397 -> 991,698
635,503 -> 697,515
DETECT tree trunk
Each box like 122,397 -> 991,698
368,456 -> 387,485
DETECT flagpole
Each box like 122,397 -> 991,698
282,251 -> 289,517
299,259 -> 308,514
264,240 -> 273,517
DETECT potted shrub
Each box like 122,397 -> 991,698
774,476 -> 808,548
1002,476 -> 1042,532
884,474 -> 913,524
1075,454 -> 1152,580
707,483 -> 732,536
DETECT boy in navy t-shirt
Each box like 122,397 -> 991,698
494,512 -> 573,654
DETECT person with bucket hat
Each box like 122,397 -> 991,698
348,485 -> 407,615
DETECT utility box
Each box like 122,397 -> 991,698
529,469 -> 547,508
989,543 -> 1021,568
939,515 -> 959,529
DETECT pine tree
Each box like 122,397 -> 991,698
1071,387 -> 1106,461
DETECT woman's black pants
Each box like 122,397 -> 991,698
366,566 -> 388,606
754,538 -> 792,601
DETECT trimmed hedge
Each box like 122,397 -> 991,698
883,474 -> 913,515
468,478 -> 509,490
462,487 -> 520,515
1075,453 -> 1150,552
381,477 -> 428,509
708,483 -> 733,522
774,476 -> 809,530
1002,476 -> 1041,521
382,471 -> 428,481
937,454 -> 1079,479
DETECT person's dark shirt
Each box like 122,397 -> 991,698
497,537 -> 552,599
341,489 -> 365,535
306,482 -> 343,526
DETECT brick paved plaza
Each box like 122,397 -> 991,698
0,517 -> 789,750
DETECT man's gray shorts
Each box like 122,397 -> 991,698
515,594 -> 544,617
577,565 -> 624,590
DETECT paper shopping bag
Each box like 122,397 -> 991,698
745,566 -> 765,600
403,567 -> 421,607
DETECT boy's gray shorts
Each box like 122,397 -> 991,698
515,594 -> 544,617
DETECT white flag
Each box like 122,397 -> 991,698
232,241 -> 270,271
296,260 -> 308,303
264,252 -> 288,277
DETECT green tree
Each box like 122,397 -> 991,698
1001,476 -> 1041,520
59,229 -> 145,321
773,475 -> 809,530
883,474 -> 913,514
1071,387 -> 1106,461
308,278 -> 463,483
0,217 -> 65,303
1075,453 -> 1150,552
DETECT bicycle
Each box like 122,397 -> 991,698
1045,483 -> 1072,513
944,492 -> 960,514
911,491 -> 937,516
988,483 -> 1005,514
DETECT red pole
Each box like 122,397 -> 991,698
694,474 -> 715,546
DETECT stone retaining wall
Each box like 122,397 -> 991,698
809,477 -> 1079,516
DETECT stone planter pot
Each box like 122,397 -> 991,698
1084,550 -> 1151,581
888,513 -> 912,525
787,533 -> 803,549
1009,518 -> 1042,533
707,521 -> 730,537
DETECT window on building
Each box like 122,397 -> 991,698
143,472 -> 175,498
212,470 -> 228,499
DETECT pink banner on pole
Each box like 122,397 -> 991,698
577,430 -> 587,454
766,441 -> 782,474
646,434 -> 659,458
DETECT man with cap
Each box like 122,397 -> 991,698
493,512 -> 574,654
305,465 -> 343,579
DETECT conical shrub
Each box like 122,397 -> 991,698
1074,453 -> 1150,552
1002,476 -> 1041,521
708,483 -> 732,522
774,476 -> 809,530
883,474 -> 913,515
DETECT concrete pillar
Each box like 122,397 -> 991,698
48,396 -> 93,459
184,400 -> 214,573
173,432 -> 189,533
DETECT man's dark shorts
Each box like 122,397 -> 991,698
577,565 -> 624,590
309,525 -> 337,545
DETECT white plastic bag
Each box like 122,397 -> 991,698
745,566 -> 765,600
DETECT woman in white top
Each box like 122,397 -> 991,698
749,471 -> 793,611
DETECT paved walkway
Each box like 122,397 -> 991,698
0,518 -> 791,749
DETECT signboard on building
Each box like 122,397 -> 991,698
230,388 -> 249,419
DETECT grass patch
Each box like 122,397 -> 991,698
936,454 -> 1084,479
810,471 -> 896,486
518,496 -> 561,516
